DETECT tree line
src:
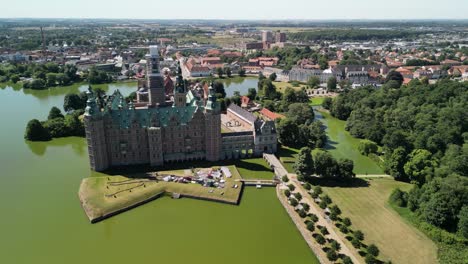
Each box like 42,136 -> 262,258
324,79 -> 468,256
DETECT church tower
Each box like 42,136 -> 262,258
173,61 -> 186,107
146,45 -> 165,106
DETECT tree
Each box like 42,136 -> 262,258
314,150 -> 337,177
288,184 -> 295,191
224,67 -> 232,78
385,147 -> 408,180
269,72 -> 277,81
294,192 -> 302,201
365,254 -> 377,264
64,93 -> 86,112
10,74 -> 20,83
284,189 -> 291,197
338,158 -> 355,178
327,76 -> 337,91
330,205 -> 342,215
385,71 -> 404,87
216,67 -> 224,78
326,249 -> 338,261
343,256 -> 353,264
282,175 -> 289,182
43,118 -> 69,138
294,147 -> 315,179
351,236 -> 361,249
213,81 -> 226,98
24,119 -> 51,141
322,97 -> 332,110
358,140 -> 378,155
457,206 -> 468,239
354,230 -> 364,241
238,69 -> 246,77
389,188 -> 407,207
404,149 -> 437,185
289,198 -> 298,207
343,217 -> 352,227
48,106 -> 64,120
330,240 -> 341,252
306,221 -> 315,232
367,244 -> 380,257
314,234 -> 326,245
313,186 -> 323,195
307,76 -> 320,88
46,73 -> 58,87
247,88 -> 257,101
286,103 -> 314,124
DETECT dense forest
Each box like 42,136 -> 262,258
326,79 -> 468,262
288,29 -> 424,42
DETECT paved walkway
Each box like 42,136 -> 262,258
355,174 -> 391,178
263,153 -> 288,179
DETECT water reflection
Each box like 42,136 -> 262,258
25,137 -> 87,157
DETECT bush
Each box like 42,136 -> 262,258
343,256 -> 353,264
303,183 -> 312,190
282,175 -> 289,182
340,225 -> 349,234
351,236 -> 361,249
343,217 -> 352,227
326,249 -> 338,261
314,234 -> 326,245
319,200 -> 328,209
288,184 -> 295,191
354,230 -> 364,241
284,189 -> 291,197
330,240 -> 341,251
297,209 -> 307,218
365,254 -> 377,264
294,192 -> 302,201
321,194 -> 332,204
306,221 -> 315,232
318,225 -> 329,235
367,244 -> 380,257
289,198 -> 298,207
310,214 -> 319,223
313,186 -> 323,195
389,188 -> 408,207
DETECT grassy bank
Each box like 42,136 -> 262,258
79,165 -> 243,222
321,178 -> 438,264
390,202 -> 468,264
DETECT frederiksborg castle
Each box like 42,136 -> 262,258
84,46 -> 277,171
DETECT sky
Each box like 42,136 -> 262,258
2,0 -> 468,20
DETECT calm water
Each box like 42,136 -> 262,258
0,81 -> 318,264
221,77 -> 258,97
314,109 -> 383,174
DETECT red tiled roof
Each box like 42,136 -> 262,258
260,108 -> 284,121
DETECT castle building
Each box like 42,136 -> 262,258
84,46 -> 277,171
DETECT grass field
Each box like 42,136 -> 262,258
321,178 -> 438,264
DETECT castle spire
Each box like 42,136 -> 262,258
84,87 -> 99,116
205,81 -> 219,113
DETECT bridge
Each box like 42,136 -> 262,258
236,179 -> 278,187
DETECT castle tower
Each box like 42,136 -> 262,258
146,45 -> 165,106
204,82 -> 221,161
83,87 -> 109,171
173,61 -> 186,107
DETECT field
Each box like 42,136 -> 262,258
321,178 -> 438,264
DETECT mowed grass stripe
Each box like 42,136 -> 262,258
322,178 -> 437,264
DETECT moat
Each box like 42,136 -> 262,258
0,81 -> 319,264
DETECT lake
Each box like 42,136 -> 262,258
221,77 -> 258,97
0,81 -> 318,264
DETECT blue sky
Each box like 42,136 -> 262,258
2,0 -> 468,20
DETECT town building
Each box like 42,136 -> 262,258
84,46 -> 277,171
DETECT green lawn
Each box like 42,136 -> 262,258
231,158 -> 275,180
80,165 -> 244,221
321,178 -> 438,264
273,81 -> 307,93
309,97 -> 326,106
